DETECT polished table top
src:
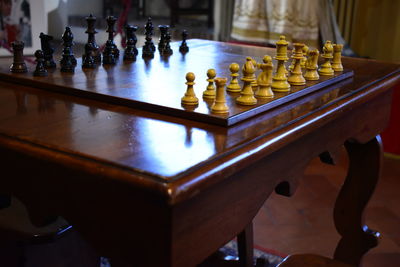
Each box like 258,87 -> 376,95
0,40 -> 399,267
0,40 -> 353,126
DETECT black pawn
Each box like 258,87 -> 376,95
10,41 -> 27,73
39,33 -> 56,69
158,25 -> 169,52
103,40 -> 116,65
84,14 -> 101,63
105,16 -> 119,59
142,17 -> 155,58
179,30 -> 189,53
82,43 -> 96,69
33,50 -> 48,77
123,25 -> 138,61
60,27 -> 76,72
162,32 -> 173,56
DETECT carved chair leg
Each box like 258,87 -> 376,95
333,136 -> 382,265
237,222 -> 254,267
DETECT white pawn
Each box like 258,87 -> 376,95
181,72 -> 198,105
203,69 -> 216,99
227,63 -> 241,92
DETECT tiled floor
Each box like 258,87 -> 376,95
253,147 -> 400,266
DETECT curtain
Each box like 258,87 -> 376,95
213,0 -> 235,41
231,0 -> 319,48
349,0 -> 400,62
319,0 -> 355,56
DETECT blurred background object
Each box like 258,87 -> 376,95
45,0 -> 399,62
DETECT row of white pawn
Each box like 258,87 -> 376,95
181,37 -> 343,112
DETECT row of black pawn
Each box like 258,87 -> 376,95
10,15 -> 190,77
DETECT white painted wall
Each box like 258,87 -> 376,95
44,0 -> 102,38
67,0 -> 102,16
44,0 -> 68,37
145,0 -> 169,17
145,0 -> 195,17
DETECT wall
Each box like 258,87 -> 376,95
67,0 -> 102,16
44,0 -> 102,37
350,0 -> 400,62
146,0 -> 169,17
44,0 -> 68,37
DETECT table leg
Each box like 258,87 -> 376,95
237,222 -> 254,267
333,136 -> 382,265
0,194 -> 11,209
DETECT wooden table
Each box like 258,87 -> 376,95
0,40 -> 399,267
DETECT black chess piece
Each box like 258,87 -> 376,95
123,25 -> 138,61
82,43 -> 96,68
105,16 -> 119,59
179,30 -> 189,53
33,50 -> 48,77
158,25 -> 169,52
103,40 -> 116,65
10,41 -> 28,73
84,14 -> 101,63
60,27 -> 77,72
39,33 -> 56,69
146,17 -> 156,52
142,17 -> 155,58
162,31 -> 173,56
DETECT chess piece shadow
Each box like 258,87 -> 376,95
181,103 -> 198,111
83,67 -> 99,92
180,52 -> 187,62
143,59 -> 152,74
14,91 -> 28,115
203,98 -> 214,109
160,54 -> 171,67
37,96 -> 55,113
103,65 -> 116,90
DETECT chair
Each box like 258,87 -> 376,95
0,195 -> 95,267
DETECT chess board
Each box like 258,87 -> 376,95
0,40 -> 353,126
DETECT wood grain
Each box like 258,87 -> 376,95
0,40 -> 398,267
0,40 -> 353,126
